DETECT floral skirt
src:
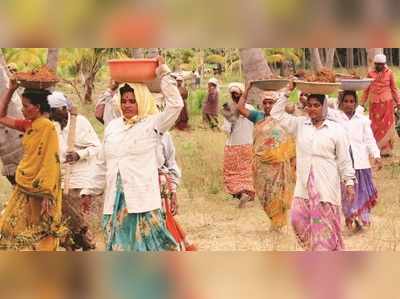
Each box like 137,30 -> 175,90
253,159 -> 294,229
0,187 -> 65,251
223,144 -> 255,198
291,169 -> 344,251
103,174 -> 178,252
370,100 -> 396,156
341,168 -> 378,226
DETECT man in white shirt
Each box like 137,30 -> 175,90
48,91 -> 101,251
221,82 -> 255,208
0,65 -> 23,185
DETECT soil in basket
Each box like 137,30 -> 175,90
16,66 -> 58,82
303,68 -> 336,83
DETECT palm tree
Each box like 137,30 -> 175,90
325,48 -> 335,69
131,48 -> 144,58
80,48 -> 128,103
310,48 -> 323,72
58,48 -> 128,103
146,48 -> 159,58
2,48 -> 46,70
46,48 -> 59,73
239,48 -> 272,81
308,48 -> 336,71
239,48 -> 273,105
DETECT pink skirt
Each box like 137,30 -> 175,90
291,169 -> 344,251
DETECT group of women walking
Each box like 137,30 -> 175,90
0,56 -> 195,251
222,54 -> 394,251
0,53 -> 396,251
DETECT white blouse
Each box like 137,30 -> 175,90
327,107 -> 381,170
271,96 -> 355,206
91,66 -> 184,214
222,104 -> 254,146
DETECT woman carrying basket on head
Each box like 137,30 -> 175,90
0,78 -> 65,251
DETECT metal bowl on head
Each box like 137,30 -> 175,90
294,81 -> 341,94
338,78 -> 374,91
108,59 -> 158,83
252,79 -> 290,91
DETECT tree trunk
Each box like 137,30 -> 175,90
310,48 -> 323,72
280,61 -> 290,77
131,48 -> 144,58
239,48 -> 273,105
361,48 -> 367,67
325,48 -> 335,69
367,48 -> 383,69
334,50 -> 344,69
0,49 -> 10,93
346,48 -> 354,68
0,49 -> 11,79
239,48 -> 272,81
46,48 -> 59,73
146,48 -> 159,58
84,74 -> 95,104
357,48 -> 362,67
398,48 -> 400,66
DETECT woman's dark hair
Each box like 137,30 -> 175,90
307,94 -> 326,105
339,90 -> 358,105
119,84 -> 135,97
22,88 -> 51,113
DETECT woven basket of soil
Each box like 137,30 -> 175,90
294,81 -> 341,94
16,66 -> 59,89
17,80 -> 58,89
252,79 -> 290,91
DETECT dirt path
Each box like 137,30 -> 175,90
175,189 -> 400,251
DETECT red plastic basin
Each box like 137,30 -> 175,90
108,59 -> 157,83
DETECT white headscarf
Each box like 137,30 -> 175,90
228,82 -> 244,94
374,54 -> 387,64
48,91 -> 71,109
208,77 -> 220,91
262,91 -> 279,101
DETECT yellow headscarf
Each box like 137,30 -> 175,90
112,83 -> 158,126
